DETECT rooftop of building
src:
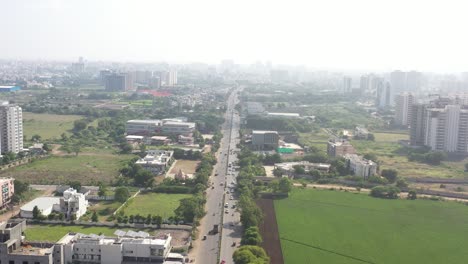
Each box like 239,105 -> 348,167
275,161 -> 331,170
11,243 -> 54,256
60,232 -> 171,247
162,121 -> 196,127
20,197 -> 61,212
267,112 -> 300,117
127,119 -> 162,124
344,154 -> 376,165
252,130 -> 278,134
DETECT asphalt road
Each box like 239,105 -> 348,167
193,87 -> 242,264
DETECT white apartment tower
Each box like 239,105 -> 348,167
343,76 -> 352,93
0,102 -> 23,154
395,93 -> 414,127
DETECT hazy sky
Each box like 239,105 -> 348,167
1,0 -> 468,72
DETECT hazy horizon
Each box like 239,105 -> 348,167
1,0 -> 468,72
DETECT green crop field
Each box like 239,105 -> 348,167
275,188 -> 468,264
25,224 -> 156,242
123,193 -> 191,218
23,112 -> 83,140
0,153 -> 136,185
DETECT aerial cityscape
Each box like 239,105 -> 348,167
1,1 -> 468,264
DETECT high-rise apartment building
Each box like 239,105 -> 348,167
105,73 -> 126,91
395,93 -> 414,127
410,104 -> 426,146
0,102 -> 23,154
343,76 -> 352,93
376,81 -> 391,108
410,99 -> 468,153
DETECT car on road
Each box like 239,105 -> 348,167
202,235 -> 207,240
225,210 -> 229,214
225,203 -> 229,207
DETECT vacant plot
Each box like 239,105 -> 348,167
275,188 -> 468,264
373,131 -> 409,142
352,138 -> 466,178
22,112 -> 83,140
25,224 -> 158,242
298,130 -> 330,152
82,201 -> 122,222
124,193 -> 191,219
256,198 -> 284,264
170,160 -> 199,174
0,154 -> 135,184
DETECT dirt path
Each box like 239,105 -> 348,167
293,183 -> 468,202
256,198 -> 284,264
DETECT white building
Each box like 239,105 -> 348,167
342,76 -> 352,93
344,154 -> 377,179
376,81 -> 391,108
252,130 -> 279,150
60,188 -> 88,220
126,120 -> 162,135
274,161 -> 331,174
0,101 -> 23,154
354,126 -> 370,139
395,93 -> 414,127
136,150 -> 173,175
162,120 -> 196,136
424,104 -> 468,152
20,188 -> 87,220
58,231 -> 176,264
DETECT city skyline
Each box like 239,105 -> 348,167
1,0 -> 468,72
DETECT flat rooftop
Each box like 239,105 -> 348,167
20,197 -> 60,212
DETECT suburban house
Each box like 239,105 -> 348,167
20,188 -> 88,220
135,150 -> 174,175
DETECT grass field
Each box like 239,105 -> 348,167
275,188 -> 468,264
24,224 -> 156,242
83,201 -> 122,222
22,112 -> 83,140
124,193 -> 191,218
170,160 -> 200,174
298,130 -> 330,152
0,153 -> 136,184
352,133 -> 467,178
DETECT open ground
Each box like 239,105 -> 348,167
170,160 -> 200,174
0,153 -> 135,185
274,188 -> 468,264
22,112 -> 83,140
123,193 -> 191,219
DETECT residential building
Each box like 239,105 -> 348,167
274,161 -> 331,175
342,76 -> 352,93
149,76 -> 161,89
105,73 -> 126,91
59,188 -> 88,220
125,72 -> 136,91
376,81 -> 391,108
423,104 -> 468,152
0,220 -> 183,264
126,120 -> 162,135
0,101 -> 23,154
410,104 -> 427,146
135,70 -> 153,83
344,154 -> 377,178
395,92 -> 414,127
327,140 -> 356,157
0,178 -> 14,209
390,70 -> 406,99
252,130 -> 279,150
135,150 -> 173,175
20,188 -> 87,220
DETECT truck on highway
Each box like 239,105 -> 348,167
209,224 -> 219,235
